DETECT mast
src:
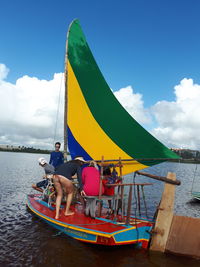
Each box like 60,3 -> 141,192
64,20 -> 76,161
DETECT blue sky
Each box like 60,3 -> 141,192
1,0 -> 200,106
1,0 -> 200,149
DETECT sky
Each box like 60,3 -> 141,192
1,0 -> 200,150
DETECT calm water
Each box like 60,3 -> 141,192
1,151 -> 200,266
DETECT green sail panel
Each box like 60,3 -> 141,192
67,20 -> 179,165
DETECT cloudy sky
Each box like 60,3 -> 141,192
1,0 -> 200,150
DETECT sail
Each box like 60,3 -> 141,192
66,19 -> 179,174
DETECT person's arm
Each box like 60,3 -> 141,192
61,152 -> 64,164
102,179 -> 108,186
81,168 -> 85,185
76,166 -> 83,190
77,166 -> 86,196
49,152 -> 53,165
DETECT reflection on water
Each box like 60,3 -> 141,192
0,151 -> 200,266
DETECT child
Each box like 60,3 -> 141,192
102,166 -> 121,211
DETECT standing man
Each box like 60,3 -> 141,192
49,142 -> 64,169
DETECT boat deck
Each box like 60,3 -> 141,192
28,194 -> 152,234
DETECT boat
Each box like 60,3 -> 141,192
191,191 -> 200,200
27,19 -> 180,247
190,165 -> 200,201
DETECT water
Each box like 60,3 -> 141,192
1,151 -> 200,266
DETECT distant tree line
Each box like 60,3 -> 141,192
0,145 -> 70,155
171,149 -> 200,163
0,146 -> 51,154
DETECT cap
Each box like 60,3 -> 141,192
74,156 -> 87,163
38,157 -> 47,165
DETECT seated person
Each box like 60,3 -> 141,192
32,157 -> 55,193
82,161 -> 104,196
102,166 -> 121,210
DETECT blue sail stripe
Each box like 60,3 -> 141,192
67,127 -> 92,161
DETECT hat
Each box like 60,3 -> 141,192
74,156 -> 87,163
38,157 -> 47,165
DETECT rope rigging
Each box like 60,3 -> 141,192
191,163 -> 198,193
53,72 -> 64,146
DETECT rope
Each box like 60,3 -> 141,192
191,164 -> 198,193
141,185 -> 149,219
53,72 -> 64,146
52,46 -> 66,146
132,172 -> 139,242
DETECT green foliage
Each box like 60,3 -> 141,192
0,147 -> 50,154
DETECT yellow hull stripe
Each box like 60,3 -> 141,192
27,199 -> 145,240
68,62 -> 148,173
114,237 -> 149,244
27,200 -> 111,237
73,236 -> 97,243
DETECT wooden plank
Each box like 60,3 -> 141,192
166,215 -> 200,258
106,183 -> 152,186
150,172 -> 176,252
136,171 -> 181,185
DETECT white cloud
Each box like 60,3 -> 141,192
0,66 -> 151,149
1,63 -> 200,150
0,63 -> 64,149
151,78 -> 200,149
114,86 -> 151,124
0,64 -> 9,80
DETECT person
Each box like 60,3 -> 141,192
102,166 -> 120,210
82,161 -> 104,196
32,157 -> 55,193
53,156 -> 87,219
49,142 -> 64,169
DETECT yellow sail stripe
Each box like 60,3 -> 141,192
68,62 -> 148,174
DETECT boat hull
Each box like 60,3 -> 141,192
191,191 -> 200,201
27,194 -> 153,247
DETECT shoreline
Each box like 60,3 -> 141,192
0,149 -> 70,155
168,159 -> 200,164
0,148 -> 50,154
0,150 -> 199,163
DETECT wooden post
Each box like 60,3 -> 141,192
137,185 -> 141,216
117,157 -> 122,215
97,156 -> 104,217
150,172 -> 176,252
125,185 -> 133,225
121,185 -> 125,221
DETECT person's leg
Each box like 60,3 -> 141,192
108,200 -> 112,209
53,175 -> 63,219
75,188 -> 86,207
65,192 -> 74,215
58,175 -> 74,216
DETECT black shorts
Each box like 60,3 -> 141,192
36,179 -> 48,188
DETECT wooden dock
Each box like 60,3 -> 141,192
150,172 -> 200,259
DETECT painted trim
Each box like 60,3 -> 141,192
27,198 -> 113,238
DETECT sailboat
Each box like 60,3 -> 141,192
27,19 -> 180,247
